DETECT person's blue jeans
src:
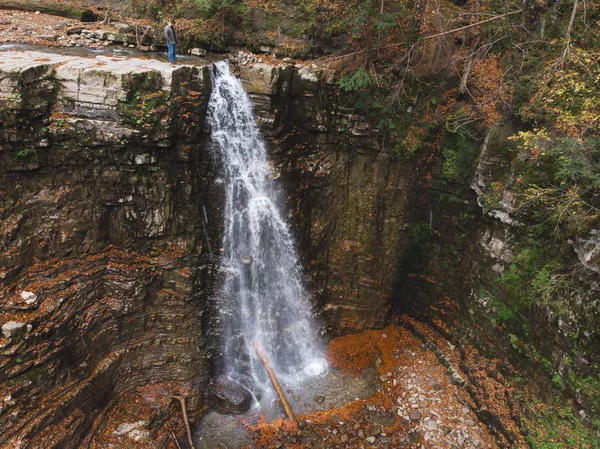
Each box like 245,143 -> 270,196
167,43 -> 177,63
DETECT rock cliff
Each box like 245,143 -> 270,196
0,50 -> 411,445
1,51 -> 213,447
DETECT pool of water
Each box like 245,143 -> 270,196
194,366 -> 379,449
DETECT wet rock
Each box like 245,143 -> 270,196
211,376 -> 253,415
227,372 -> 262,401
1,321 -> 27,338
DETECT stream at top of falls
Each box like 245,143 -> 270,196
206,60 -> 327,403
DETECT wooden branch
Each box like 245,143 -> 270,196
254,340 -> 299,430
0,0 -> 97,21
325,10 -> 522,62
560,0 -> 579,60
168,428 -> 183,449
170,396 -> 194,449
459,37 -> 481,94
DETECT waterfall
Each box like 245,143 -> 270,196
207,61 -> 326,394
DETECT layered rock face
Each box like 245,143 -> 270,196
1,51 -> 213,447
396,122 -> 600,422
238,62 -> 410,331
0,51 -> 412,445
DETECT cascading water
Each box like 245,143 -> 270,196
207,61 -> 327,398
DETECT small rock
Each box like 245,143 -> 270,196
375,358 -> 383,366
379,374 -> 388,382
39,34 -> 59,42
340,434 -> 349,443
450,367 -> 466,385
2,321 -> 27,338
365,436 -> 376,444
316,395 -> 325,404
66,26 -> 84,35
20,291 -> 37,305
211,375 -> 252,414
462,407 -> 470,414
473,441 -> 483,448
465,418 -> 475,426
433,383 -> 443,390
190,47 -> 207,57
427,420 -> 437,431
408,430 -> 422,443
357,429 -> 365,439
114,23 -> 133,33
409,409 -> 421,421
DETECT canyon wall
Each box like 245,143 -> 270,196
0,52 -> 213,447
0,51 -> 411,446
2,49 -> 598,447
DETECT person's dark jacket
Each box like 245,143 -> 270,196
164,25 -> 177,45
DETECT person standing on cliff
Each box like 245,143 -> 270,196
164,19 -> 177,64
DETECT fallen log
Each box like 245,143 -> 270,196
0,0 -> 98,22
254,339 -> 299,430
170,395 -> 194,449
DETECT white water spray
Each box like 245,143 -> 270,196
207,61 -> 327,394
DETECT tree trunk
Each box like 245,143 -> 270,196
0,0 -> 98,21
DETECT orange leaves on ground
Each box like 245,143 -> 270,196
326,326 -> 403,375
326,331 -> 378,375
